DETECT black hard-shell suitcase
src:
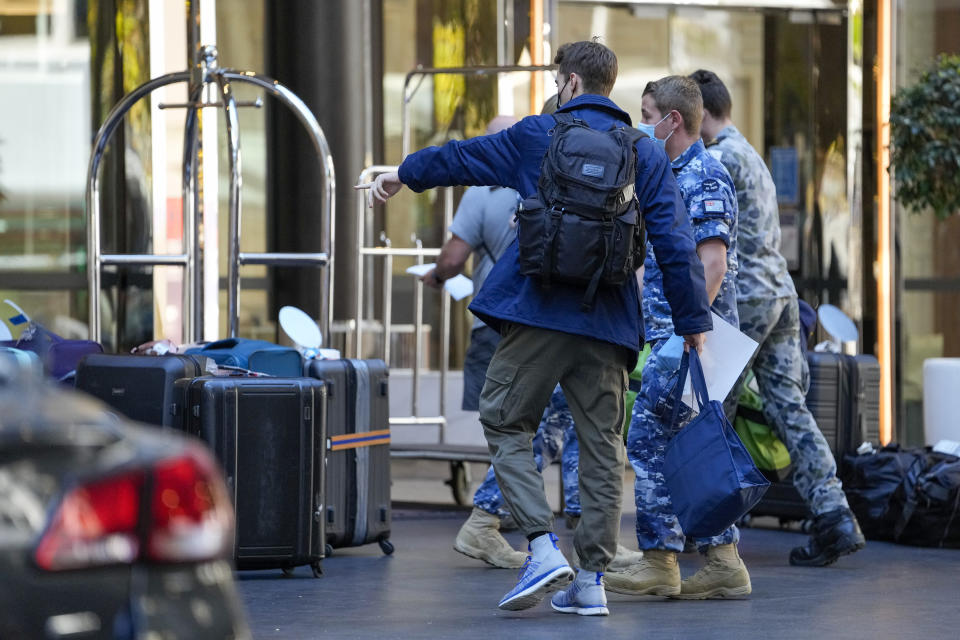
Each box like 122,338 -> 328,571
75,353 -> 212,427
176,376 -> 327,576
305,359 -> 393,554
748,352 -> 881,523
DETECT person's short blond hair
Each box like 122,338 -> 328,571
642,75 -> 703,137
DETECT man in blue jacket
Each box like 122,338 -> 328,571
358,40 -> 712,617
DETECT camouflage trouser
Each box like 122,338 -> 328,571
473,385 -> 580,516
723,296 -> 849,516
627,339 -> 739,552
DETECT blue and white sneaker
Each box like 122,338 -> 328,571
498,533 -> 574,611
551,570 -> 610,616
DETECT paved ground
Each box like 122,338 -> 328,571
236,505 -> 960,639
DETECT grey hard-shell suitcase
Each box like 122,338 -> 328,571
175,376 -> 328,576
304,359 -> 393,555
747,352 -> 881,523
806,352 -> 881,460
75,353 -> 212,428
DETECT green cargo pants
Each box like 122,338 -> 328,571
478,323 -> 630,572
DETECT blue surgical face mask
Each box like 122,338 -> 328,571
636,113 -> 673,150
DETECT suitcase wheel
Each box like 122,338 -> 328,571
311,561 -> 324,578
325,543 -> 334,557
282,567 -> 295,578
378,537 -> 395,556
445,461 -> 470,506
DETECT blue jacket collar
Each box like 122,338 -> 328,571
556,94 -> 632,126
671,138 -> 706,171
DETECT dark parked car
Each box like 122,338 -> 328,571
0,369 -> 250,639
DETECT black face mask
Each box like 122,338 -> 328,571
556,78 -> 569,108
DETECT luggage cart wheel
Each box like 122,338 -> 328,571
311,561 -> 324,578
445,461 -> 470,506
378,537 -> 395,555
282,567 -> 295,578
325,543 -> 334,557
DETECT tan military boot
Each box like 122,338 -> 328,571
606,544 -> 644,572
453,508 -> 528,569
672,543 -> 752,599
603,549 -> 680,596
572,543 -> 643,571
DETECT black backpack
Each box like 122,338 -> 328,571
516,113 -> 647,310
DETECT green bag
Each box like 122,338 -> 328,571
623,343 -> 651,441
733,372 -> 792,482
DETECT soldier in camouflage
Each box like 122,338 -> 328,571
604,76 -> 752,600
470,385 -> 644,570
471,386 -> 573,518
690,70 -> 865,568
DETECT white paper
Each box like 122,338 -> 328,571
443,274 -> 474,301
405,264 -> 475,300
680,312 -> 759,410
405,263 -> 436,277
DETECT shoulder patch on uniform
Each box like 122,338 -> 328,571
703,200 -> 725,213
702,178 -> 720,192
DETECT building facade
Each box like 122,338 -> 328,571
0,0 -> 956,443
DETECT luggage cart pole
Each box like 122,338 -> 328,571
185,1 -> 205,341
439,187 -> 454,439
87,60 -> 334,344
221,70 -> 336,341
354,165 -> 398,358
354,169 -> 445,430
382,238 -> 393,365
413,237 -> 424,418
86,72 -> 193,344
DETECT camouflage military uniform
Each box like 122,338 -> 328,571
628,139 -> 740,552
474,385 -> 581,517
710,125 -> 848,516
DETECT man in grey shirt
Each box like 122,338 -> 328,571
422,116 -> 520,412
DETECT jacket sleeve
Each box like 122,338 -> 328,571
397,120 -> 529,193
635,140 -> 714,336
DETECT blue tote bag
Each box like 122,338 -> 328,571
663,349 -> 770,538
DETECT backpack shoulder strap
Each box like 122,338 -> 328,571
623,125 -> 647,143
552,111 -> 592,132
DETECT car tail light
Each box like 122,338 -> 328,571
35,444 -> 234,570
146,445 -> 234,563
34,471 -> 144,571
